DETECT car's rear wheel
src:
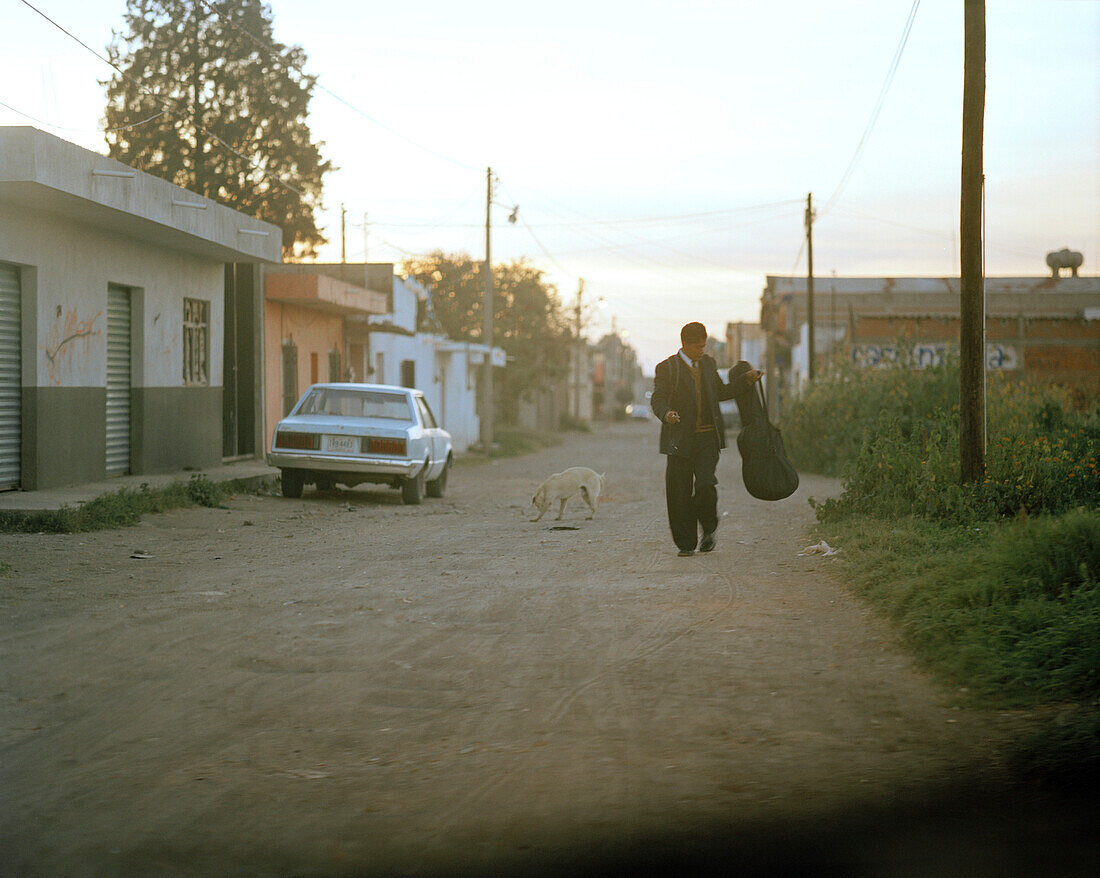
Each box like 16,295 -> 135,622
280,468 -> 304,498
400,464 -> 426,505
426,456 -> 450,498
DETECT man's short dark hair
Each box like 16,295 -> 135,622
681,322 -> 707,346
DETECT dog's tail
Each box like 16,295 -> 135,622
598,472 -> 606,491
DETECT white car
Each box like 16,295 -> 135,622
267,383 -> 453,504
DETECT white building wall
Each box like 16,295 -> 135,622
390,275 -> 419,332
366,274 -> 488,452
741,337 -> 766,372
0,201 -> 224,391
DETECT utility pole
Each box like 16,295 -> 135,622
340,204 -> 346,263
480,167 -> 494,449
574,278 -> 585,419
362,212 -> 368,264
574,278 -> 584,337
960,0 -> 986,483
805,192 -> 815,384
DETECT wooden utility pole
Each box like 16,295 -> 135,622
960,0 -> 986,483
573,278 -> 585,419
340,204 -> 346,263
805,192 -> 815,383
480,167 -> 494,448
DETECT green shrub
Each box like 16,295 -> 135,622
784,357 -> 959,477
186,473 -> 228,508
790,359 -> 1099,523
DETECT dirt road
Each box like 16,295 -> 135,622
0,422 -> 1044,875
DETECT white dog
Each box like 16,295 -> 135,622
532,467 -> 605,522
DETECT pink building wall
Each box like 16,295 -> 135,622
263,300 -> 344,452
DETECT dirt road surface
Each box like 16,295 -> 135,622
0,422 -> 1083,875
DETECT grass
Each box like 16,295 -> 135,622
786,358 -> 1100,781
0,474 -> 236,534
816,510 -> 1100,707
815,508 -> 1100,783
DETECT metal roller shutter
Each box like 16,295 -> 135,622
106,285 -> 132,475
0,263 -> 20,490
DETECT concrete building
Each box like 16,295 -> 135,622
724,321 -> 767,372
762,271 -> 1100,407
592,332 -> 642,419
0,127 -> 281,491
263,268 -> 388,440
262,263 -> 501,453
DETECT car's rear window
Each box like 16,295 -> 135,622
297,389 -> 412,421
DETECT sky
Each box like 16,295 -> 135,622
2,0 -> 1098,372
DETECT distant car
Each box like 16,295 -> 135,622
625,403 -> 652,420
267,383 -> 453,504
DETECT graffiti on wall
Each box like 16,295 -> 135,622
43,309 -> 102,384
851,343 -> 1019,371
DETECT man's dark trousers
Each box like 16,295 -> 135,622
665,430 -> 720,553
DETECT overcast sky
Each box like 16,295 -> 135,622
3,0 -> 1098,371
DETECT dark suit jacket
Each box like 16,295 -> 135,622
651,354 -> 756,457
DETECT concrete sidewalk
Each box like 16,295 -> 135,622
0,460 -> 280,514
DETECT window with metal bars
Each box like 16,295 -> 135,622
182,298 -> 209,385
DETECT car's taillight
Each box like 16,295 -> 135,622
365,437 -> 406,455
276,431 -> 318,450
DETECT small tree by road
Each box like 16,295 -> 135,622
404,252 -> 572,424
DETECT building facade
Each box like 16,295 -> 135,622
592,332 -> 643,419
263,268 -> 388,445
762,272 -> 1100,407
0,127 -> 281,490
263,263 -> 501,453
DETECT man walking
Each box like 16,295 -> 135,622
650,322 -> 763,556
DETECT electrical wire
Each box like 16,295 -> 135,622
195,0 -> 482,174
0,98 -> 167,133
19,0 -> 309,200
366,197 -> 804,230
818,0 -> 922,218
502,186 -> 803,275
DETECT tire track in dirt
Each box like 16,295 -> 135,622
1,421 -> 1042,875
545,509 -> 738,727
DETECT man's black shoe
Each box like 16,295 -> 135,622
699,532 -> 716,553
677,548 -> 695,557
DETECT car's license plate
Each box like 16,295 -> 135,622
326,435 -> 357,453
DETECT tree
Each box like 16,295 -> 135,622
104,0 -> 334,258
404,252 -> 573,424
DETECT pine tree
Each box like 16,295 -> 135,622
104,0 -> 334,258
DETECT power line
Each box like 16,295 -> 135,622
18,0 -> 309,200
501,189 -> 802,275
195,0 -> 482,175
533,208 -> 802,260
0,98 -> 167,133
363,197 -> 803,230
818,0 -> 922,218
